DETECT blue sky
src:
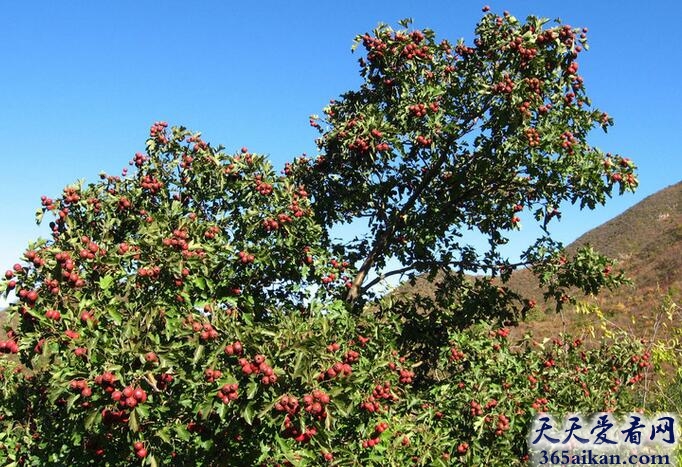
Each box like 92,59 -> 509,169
1,1 -> 680,293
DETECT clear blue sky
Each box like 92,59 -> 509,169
1,1 -> 680,279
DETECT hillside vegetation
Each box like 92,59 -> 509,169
394,181 -> 682,340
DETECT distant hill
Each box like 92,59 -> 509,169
392,181 -> 682,339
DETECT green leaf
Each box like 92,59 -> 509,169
157,428 -> 172,444
107,307 -> 122,324
242,401 -> 256,425
193,276 -> 207,291
193,344 -> 205,365
129,408 -> 139,432
175,424 -> 191,442
246,381 -> 259,400
84,409 -> 100,430
99,275 -> 114,291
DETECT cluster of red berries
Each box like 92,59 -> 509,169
116,242 -> 137,257
450,346 -> 465,362
355,335 -> 370,347
263,218 -> 280,232
137,265 -> 161,279
239,355 -> 277,385
112,385 -> 148,409
525,127 -> 541,147
101,409 -> 129,425
140,174 -> 162,194
408,102 -> 436,118
347,136 -> 370,153
204,368 -> 222,383
224,341 -> 244,356
470,400 -> 484,416
62,186 -> 81,204
525,77 -> 542,94
216,383 -> 239,404
560,130 -> 577,152
150,121 -> 168,144
254,175 -> 274,196
45,309 -> 61,320
131,152 -> 148,168
321,273 -> 336,285
162,228 -> 190,251
361,421 -> 390,449
0,339 -> 19,354
40,194 -> 56,211
343,349 -> 360,364
93,372 -> 117,395
457,442 -> 469,454
79,310 -> 95,325
531,397 -> 549,411
303,390 -> 330,419
132,441 -> 148,459
78,239 -> 104,261
282,419 -> 317,443
117,196 -> 132,211
509,36 -> 537,65
156,373 -> 174,390
237,251 -> 255,264
376,142 -> 390,152
361,32 -> 387,57
25,250 -> 46,269
274,395 -> 300,416
400,40 -> 430,60
496,328 -> 511,338
288,195 -> 307,218
69,379 -> 92,398
397,368 -> 415,384
17,287 -> 39,305
631,352 -> 652,369
361,381 -> 397,412
203,225 -> 220,240
317,361 -> 353,381
415,135 -> 432,147
193,321 -> 219,342
54,252 -> 85,288
455,42 -> 475,56
518,100 -> 532,118
187,136 -> 208,153
492,75 -> 514,94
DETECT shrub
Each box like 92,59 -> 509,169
0,8 -> 645,466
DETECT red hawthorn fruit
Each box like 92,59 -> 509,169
133,388 -> 146,402
133,441 -> 144,452
136,448 -> 148,458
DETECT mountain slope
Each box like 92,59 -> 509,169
392,181 -> 682,338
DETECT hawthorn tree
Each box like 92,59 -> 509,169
0,9 -> 646,467
293,14 -> 636,312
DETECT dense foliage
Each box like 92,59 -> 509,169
0,9 -> 647,466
